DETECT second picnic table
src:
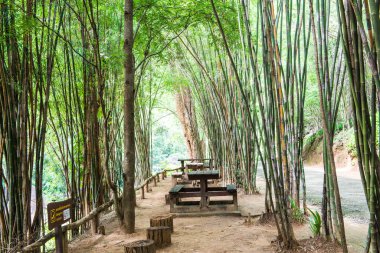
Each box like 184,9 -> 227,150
187,170 -> 219,209
186,162 -> 204,171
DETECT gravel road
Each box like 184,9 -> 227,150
257,166 -> 369,222
304,166 -> 369,223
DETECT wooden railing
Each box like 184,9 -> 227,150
23,168 -> 182,252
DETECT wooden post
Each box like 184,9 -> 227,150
141,186 -> 145,199
156,174 -> 160,183
146,226 -> 171,248
199,179 -> 207,209
161,171 -> 165,180
98,225 -> 106,235
55,226 -> 64,253
180,160 -> 185,173
153,176 -> 157,187
233,192 -> 238,210
124,240 -> 155,253
150,215 -> 173,233
63,229 -> 68,253
145,181 -> 149,192
171,176 -> 176,187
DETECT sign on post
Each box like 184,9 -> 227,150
47,199 -> 72,253
47,199 -> 72,230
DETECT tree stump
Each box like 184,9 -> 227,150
124,239 -> 156,253
146,226 -> 171,248
150,215 -> 173,233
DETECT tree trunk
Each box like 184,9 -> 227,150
122,0 -> 136,233
175,86 -> 203,159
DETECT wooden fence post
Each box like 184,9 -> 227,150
63,229 -> 68,253
55,226 -> 64,253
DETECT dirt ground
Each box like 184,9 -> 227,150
68,176 -> 351,253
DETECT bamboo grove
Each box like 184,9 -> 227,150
0,0 -> 195,251
0,0 -> 379,252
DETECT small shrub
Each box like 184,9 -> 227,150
308,208 -> 321,237
290,198 -> 305,223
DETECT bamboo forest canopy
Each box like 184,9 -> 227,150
1,0 -> 380,252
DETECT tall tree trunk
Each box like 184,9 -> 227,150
123,0 -> 136,234
175,86 -> 203,159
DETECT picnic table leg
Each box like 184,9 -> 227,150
169,195 -> 176,212
171,176 -> 177,187
233,192 -> 238,210
200,179 -> 207,209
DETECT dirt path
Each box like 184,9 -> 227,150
69,177 -> 320,253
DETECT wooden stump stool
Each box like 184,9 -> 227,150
146,226 -> 171,248
124,239 -> 155,253
150,215 -> 173,233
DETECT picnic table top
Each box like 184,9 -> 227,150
187,170 -> 219,180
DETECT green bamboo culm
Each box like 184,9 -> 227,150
337,0 -> 380,252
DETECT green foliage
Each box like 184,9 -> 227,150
41,157 -> 67,203
151,94 -> 188,171
303,129 -> 324,156
290,198 -> 305,223
308,208 -> 322,237
346,128 -> 358,157
335,122 -> 344,132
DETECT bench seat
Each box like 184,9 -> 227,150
226,184 -> 237,193
169,184 -> 238,213
169,184 -> 184,194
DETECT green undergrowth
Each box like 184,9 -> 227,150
290,198 -> 305,224
303,125 -> 361,159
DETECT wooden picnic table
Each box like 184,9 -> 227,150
186,162 -> 204,171
178,158 -> 213,171
187,170 -> 219,209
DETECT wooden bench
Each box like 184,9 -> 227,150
169,184 -> 184,194
227,184 -> 237,193
169,183 -> 238,213
169,184 -> 185,212
171,172 -> 183,186
227,184 -> 238,209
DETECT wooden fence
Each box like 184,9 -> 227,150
23,168 -> 181,252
